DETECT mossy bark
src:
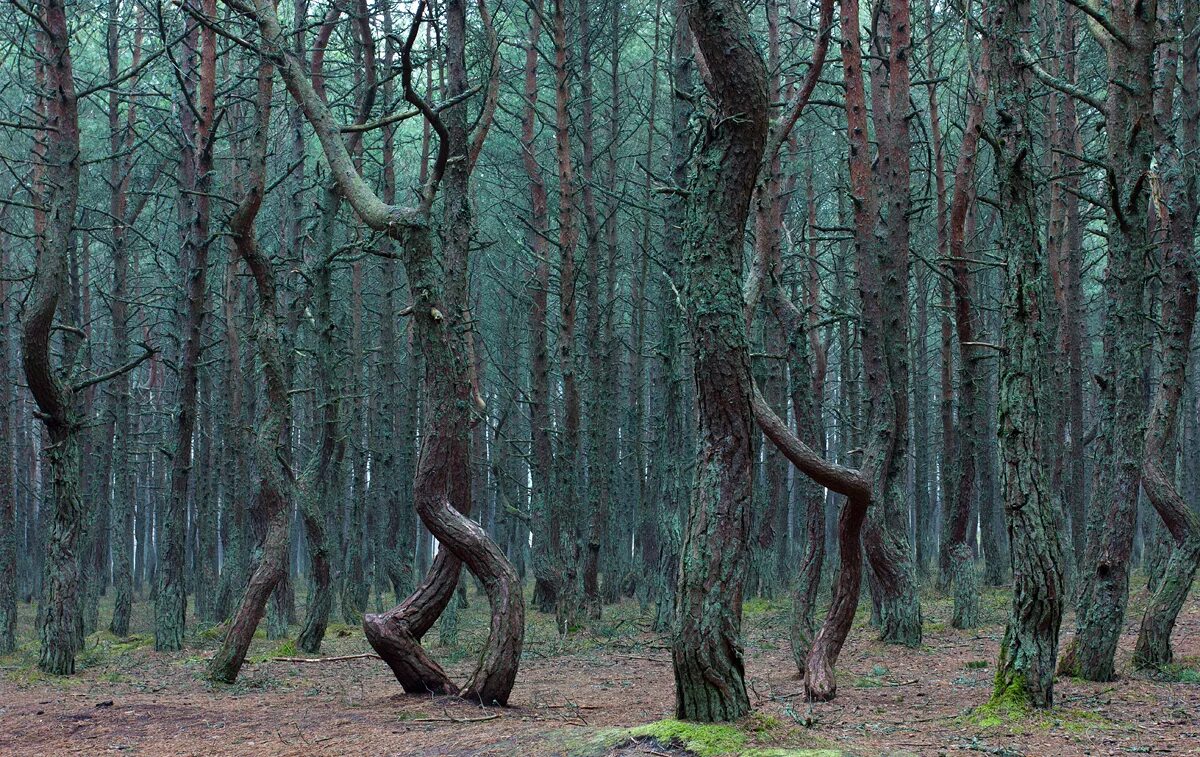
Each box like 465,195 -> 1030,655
670,0 -> 768,723
988,0 -> 1064,709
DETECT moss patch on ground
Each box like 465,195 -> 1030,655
574,717 -> 846,757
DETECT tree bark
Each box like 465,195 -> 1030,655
22,0 -> 83,674
671,0 -> 768,722
1133,3 -> 1199,668
988,0 -> 1065,709
248,0 -> 524,706
1065,0 -> 1157,683
157,0 -> 217,652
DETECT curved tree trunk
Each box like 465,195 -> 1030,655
249,0 -> 524,706
22,0 -> 83,675
1133,13 -> 1199,665
207,55 -> 295,685
670,0 -> 768,723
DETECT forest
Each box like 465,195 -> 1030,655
0,0 -> 1197,753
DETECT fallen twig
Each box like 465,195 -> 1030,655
273,653 -> 382,663
413,712 -> 501,724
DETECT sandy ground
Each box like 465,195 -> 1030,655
0,583 -> 1196,756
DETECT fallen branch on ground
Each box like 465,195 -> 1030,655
273,653 -> 382,663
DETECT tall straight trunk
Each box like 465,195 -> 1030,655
842,0 -> 921,646
988,0 -> 1065,709
157,0 -> 217,651
580,0 -> 619,619
917,0 -> 946,579
107,0 -> 141,633
1065,0 -> 1157,683
551,0 -> 583,628
671,0 -> 768,722
0,215 -> 15,653
376,6 -> 415,602
22,0 -> 83,674
649,0 -> 694,633
521,0 -> 557,614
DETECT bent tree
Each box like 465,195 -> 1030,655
988,0 -> 1064,709
1133,0 -> 1200,669
245,0 -> 524,706
206,47 -> 294,685
22,0 -> 83,675
670,0 -> 768,723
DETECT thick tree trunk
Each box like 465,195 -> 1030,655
670,0 -> 768,722
1133,10 -> 1199,667
22,0 -> 83,675
988,0 -> 1065,709
1065,0 -> 1156,683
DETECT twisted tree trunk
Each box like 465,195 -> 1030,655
670,0 -> 768,722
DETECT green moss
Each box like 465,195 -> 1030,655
575,718 -> 845,757
1149,663 -> 1200,683
965,660 -> 990,670
969,678 -> 1115,733
628,719 -> 746,756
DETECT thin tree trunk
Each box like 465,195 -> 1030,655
157,0 -> 217,651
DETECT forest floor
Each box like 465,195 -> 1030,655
0,579 -> 1196,756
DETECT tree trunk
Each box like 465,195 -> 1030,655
157,0 -> 217,652
988,0 -> 1065,709
207,57 -> 293,683
671,0 -> 768,722
1065,0 -> 1156,683
22,0 -> 83,674
1133,6 -> 1199,667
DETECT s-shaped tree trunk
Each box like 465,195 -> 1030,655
247,0 -> 523,706
670,0 -> 769,723
22,0 -> 83,675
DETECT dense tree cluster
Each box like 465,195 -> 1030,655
0,0 -> 1196,724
